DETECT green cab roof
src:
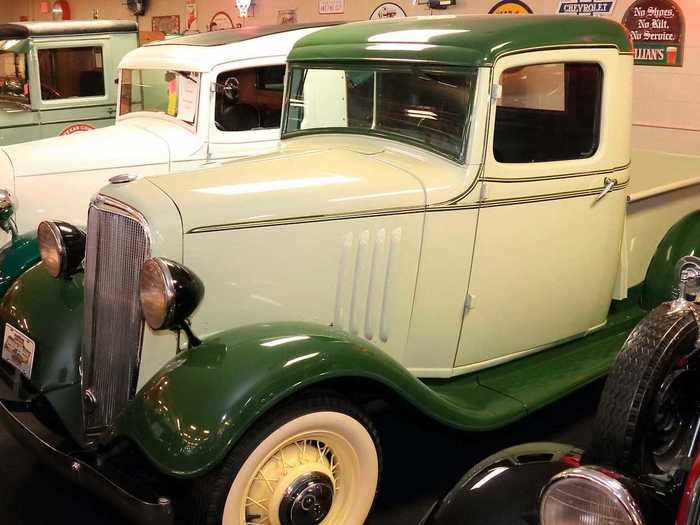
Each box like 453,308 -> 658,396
288,15 -> 632,67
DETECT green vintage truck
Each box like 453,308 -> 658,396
0,15 -> 699,525
0,20 -> 138,145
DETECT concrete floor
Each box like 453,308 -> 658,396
0,381 -> 601,524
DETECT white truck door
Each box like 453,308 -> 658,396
455,48 -> 632,371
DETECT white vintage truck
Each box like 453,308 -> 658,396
0,14 -> 699,525
0,23 -> 334,248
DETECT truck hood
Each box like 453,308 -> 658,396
147,143 -> 427,234
0,118 -> 195,178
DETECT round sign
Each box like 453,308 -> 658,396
488,0 -> 533,14
370,3 -> 407,20
59,123 -> 96,136
209,11 -> 234,31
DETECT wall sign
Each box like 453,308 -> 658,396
556,0 -> 616,16
319,0 -> 344,15
209,11 -> 234,31
488,0 -> 533,14
622,0 -> 684,67
185,0 -> 198,30
370,3 -> 407,19
278,9 -> 298,24
152,15 -> 180,34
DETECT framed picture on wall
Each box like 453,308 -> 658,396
152,15 -> 181,34
319,0 -> 344,14
278,9 -> 298,24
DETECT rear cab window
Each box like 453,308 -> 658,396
37,46 -> 105,101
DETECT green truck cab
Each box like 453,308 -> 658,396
1,15 -> 700,525
0,20 -> 138,146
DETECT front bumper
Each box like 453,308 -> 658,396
0,368 -> 174,525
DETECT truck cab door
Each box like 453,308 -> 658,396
455,49 -> 632,370
205,58 -> 287,164
31,39 -> 114,138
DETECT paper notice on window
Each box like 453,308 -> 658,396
177,75 -> 198,123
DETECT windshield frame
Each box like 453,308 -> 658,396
281,61 -> 478,164
117,67 -> 202,131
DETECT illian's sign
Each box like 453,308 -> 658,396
622,0 -> 684,67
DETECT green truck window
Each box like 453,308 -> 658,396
494,62 -> 603,163
37,46 -> 105,100
0,50 -> 29,105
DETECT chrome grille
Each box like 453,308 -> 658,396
82,197 -> 150,434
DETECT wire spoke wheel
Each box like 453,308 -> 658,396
242,434 -> 347,525
209,400 -> 379,525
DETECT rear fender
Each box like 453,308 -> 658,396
643,211 -> 700,309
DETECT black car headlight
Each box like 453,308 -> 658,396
37,221 -> 86,279
139,257 -> 204,331
540,467 -> 644,525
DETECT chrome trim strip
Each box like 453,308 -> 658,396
92,194 -> 152,246
186,183 -> 627,234
481,162 -> 630,184
540,466 -> 645,525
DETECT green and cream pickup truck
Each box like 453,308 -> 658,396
1,15 -> 699,525
0,20 -> 138,145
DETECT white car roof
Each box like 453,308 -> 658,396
119,23 -> 338,72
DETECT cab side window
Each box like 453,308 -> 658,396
215,65 -> 285,132
37,46 -> 105,100
494,63 -> 602,163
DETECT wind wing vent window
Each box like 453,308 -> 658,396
494,63 -> 603,163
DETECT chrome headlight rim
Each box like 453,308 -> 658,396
38,220 -> 67,279
540,466 -> 645,525
139,257 -> 204,332
140,258 -> 176,331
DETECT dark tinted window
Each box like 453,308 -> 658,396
38,46 -> 105,100
215,65 -> 285,132
494,63 -> 602,163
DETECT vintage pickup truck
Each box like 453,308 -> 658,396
0,20 -> 138,146
0,23 -> 334,293
1,14 -> 700,525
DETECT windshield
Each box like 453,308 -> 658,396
283,64 -> 478,162
0,51 -> 29,106
119,69 -> 201,126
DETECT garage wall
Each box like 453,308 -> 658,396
1,0 -> 698,152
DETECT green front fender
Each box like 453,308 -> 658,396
0,232 -> 40,299
116,322 -> 517,479
643,211 -> 700,309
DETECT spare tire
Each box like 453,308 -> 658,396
587,301 -> 700,475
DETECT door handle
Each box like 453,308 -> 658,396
595,177 -> 617,202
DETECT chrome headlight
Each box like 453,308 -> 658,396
540,467 -> 644,525
139,258 -> 204,331
37,221 -> 86,279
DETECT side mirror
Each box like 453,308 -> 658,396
0,189 -> 17,240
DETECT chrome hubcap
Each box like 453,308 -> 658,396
279,472 -> 334,525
